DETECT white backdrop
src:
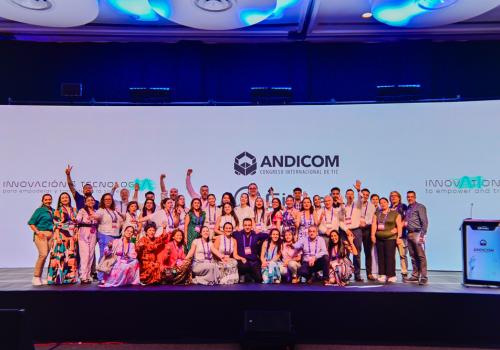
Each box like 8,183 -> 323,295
1,101 -> 499,270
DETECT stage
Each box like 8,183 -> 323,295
1,269 -> 499,348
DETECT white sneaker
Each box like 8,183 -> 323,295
387,276 -> 397,283
40,278 -> 48,285
32,277 -> 42,286
377,275 -> 387,283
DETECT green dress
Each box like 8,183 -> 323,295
375,210 -> 398,240
186,211 -> 206,252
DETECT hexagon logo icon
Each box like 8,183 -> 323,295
234,151 -> 257,176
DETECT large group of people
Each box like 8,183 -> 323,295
27,166 -> 429,288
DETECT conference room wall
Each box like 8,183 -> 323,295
1,40 -> 500,103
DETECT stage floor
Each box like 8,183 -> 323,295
0,268 -> 499,294
1,269 -> 499,348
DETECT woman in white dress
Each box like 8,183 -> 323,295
185,226 -> 222,285
213,222 -> 241,284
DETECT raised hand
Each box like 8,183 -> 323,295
134,183 -> 140,191
160,174 -> 166,180
354,180 -> 361,192
65,165 -> 73,176
186,169 -> 193,176
112,182 -> 119,191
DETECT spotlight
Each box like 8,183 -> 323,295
251,87 -> 293,105
129,87 -> 172,103
361,12 -> 373,19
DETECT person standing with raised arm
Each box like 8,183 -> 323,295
65,165 -> 99,211
111,182 -> 139,216
185,169 -> 209,210
159,173 -> 179,201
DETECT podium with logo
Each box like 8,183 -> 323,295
462,219 -> 500,287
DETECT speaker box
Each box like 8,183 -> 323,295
242,310 -> 294,350
0,309 -> 34,350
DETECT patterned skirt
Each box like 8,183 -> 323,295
100,258 -> 140,288
192,260 -> 220,286
162,258 -> 192,285
217,258 -> 239,285
328,257 -> 354,286
47,230 -> 78,285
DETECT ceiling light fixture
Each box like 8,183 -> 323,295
0,0 -> 99,27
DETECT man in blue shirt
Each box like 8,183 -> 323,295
294,225 -> 329,284
405,191 -> 429,285
65,165 -> 99,211
233,218 -> 269,283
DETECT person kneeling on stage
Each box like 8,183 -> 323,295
160,229 -> 192,285
100,226 -> 140,288
280,230 -> 302,283
185,226 -> 223,285
294,225 -> 329,284
213,222 -> 241,285
136,222 -> 170,285
260,228 -> 283,284
233,218 -> 269,283
327,230 -> 357,286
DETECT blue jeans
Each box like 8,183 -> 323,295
97,232 -> 119,281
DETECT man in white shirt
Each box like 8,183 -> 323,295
185,169 -> 209,210
360,188 -> 377,280
111,182 -> 139,216
294,225 -> 329,284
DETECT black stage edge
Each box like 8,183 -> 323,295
1,269 -> 499,348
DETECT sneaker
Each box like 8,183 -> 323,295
40,278 -> 48,285
387,276 -> 397,283
377,275 -> 387,283
32,277 -> 42,286
419,279 -> 428,285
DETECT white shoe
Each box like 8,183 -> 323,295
40,278 -> 48,285
377,275 -> 387,283
387,276 -> 397,283
32,277 -> 42,286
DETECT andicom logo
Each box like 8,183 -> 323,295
234,152 -> 257,176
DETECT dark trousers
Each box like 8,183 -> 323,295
361,226 -> 373,276
376,239 -> 397,278
351,228 -> 363,278
407,232 -> 428,280
237,260 -> 263,283
298,255 -> 329,281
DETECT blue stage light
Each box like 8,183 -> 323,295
373,0 -> 427,26
240,9 -> 273,26
272,0 -> 300,19
108,0 -> 159,21
240,0 -> 298,25
148,0 -> 171,19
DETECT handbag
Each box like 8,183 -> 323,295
97,243 -> 118,274
97,254 -> 117,274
